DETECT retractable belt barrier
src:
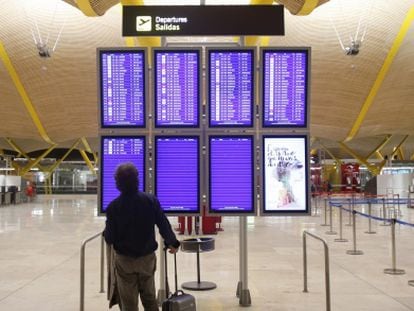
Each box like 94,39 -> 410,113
327,200 -> 414,284
328,198 -> 408,205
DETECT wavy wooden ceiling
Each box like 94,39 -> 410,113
0,0 -> 413,160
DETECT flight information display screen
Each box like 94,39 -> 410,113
262,49 -> 308,127
154,49 -> 200,127
155,137 -> 199,214
262,135 -> 309,214
208,49 -> 254,127
99,49 -> 146,127
100,136 -> 145,213
209,136 -> 254,214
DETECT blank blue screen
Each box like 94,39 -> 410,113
209,137 -> 254,213
155,137 -> 199,213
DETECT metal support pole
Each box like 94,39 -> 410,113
397,194 -> 402,217
334,206 -> 348,242
380,198 -> 390,226
346,211 -> 363,255
321,198 -> 329,226
365,202 -> 376,234
302,231 -> 331,311
384,219 -> 405,275
236,217 -> 242,298
239,216 -> 251,306
100,234 -> 105,293
325,203 -> 337,235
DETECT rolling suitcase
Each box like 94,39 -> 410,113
162,249 -> 196,311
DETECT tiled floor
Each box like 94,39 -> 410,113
0,194 -> 414,310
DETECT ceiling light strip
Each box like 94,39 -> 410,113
297,0 -> 319,16
345,6 -> 414,142
76,0 -> 98,17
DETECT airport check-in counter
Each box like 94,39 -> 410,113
0,191 -> 22,205
14,191 -> 21,204
1,192 -> 11,205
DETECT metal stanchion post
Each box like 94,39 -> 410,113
346,211 -> 363,255
380,198 -> 390,226
100,234 -> 105,293
365,202 -> 376,234
346,198 -> 352,226
303,232 -> 308,293
384,219 -> 405,275
313,195 -> 319,217
334,206 -> 348,242
325,202 -> 337,235
397,194 -> 402,217
321,198 -> 329,226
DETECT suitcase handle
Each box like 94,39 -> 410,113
164,248 -> 178,294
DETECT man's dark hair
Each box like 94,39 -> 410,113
115,163 -> 139,194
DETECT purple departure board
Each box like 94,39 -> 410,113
262,49 -> 308,127
262,135 -> 309,215
155,137 -> 199,214
208,49 -> 254,127
154,49 -> 200,127
99,49 -> 146,127
209,136 -> 254,214
100,136 -> 145,213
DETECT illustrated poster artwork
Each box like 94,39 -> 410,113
264,137 -> 307,211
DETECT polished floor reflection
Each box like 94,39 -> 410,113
0,195 -> 414,310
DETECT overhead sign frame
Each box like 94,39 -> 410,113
123,5 -> 285,37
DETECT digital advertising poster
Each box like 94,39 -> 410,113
263,136 -> 308,214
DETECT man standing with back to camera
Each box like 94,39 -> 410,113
104,162 -> 180,311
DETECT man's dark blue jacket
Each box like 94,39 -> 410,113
104,192 -> 180,258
